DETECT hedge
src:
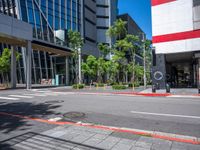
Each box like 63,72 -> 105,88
72,84 -> 85,89
112,85 -> 127,90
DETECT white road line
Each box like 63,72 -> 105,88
23,94 -> 47,97
167,95 -> 200,98
0,96 -> 19,100
130,111 -> 200,119
9,95 -> 33,99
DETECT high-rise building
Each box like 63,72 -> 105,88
151,0 -> 200,88
0,0 -> 118,86
117,13 -> 145,66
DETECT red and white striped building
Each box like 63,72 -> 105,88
151,0 -> 200,88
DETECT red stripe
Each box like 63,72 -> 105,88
0,112 -> 200,145
151,0 -> 176,6
153,30 -> 200,43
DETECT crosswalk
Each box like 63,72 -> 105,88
0,90 -> 75,101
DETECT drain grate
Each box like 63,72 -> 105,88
63,112 -> 86,119
44,100 -> 64,104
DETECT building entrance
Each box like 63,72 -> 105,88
166,52 -> 197,88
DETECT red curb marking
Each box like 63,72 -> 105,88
113,92 -> 172,97
0,112 -> 199,145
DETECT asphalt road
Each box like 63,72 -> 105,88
0,88 -> 200,142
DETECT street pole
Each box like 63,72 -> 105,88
142,33 -> 147,89
78,48 -> 81,84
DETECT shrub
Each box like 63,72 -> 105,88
94,83 -> 105,87
72,84 -> 85,89
112,85 -> 127,90
128,82 -> 140,88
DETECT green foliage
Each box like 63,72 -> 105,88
0,48 -> 20,74
67,30 -> 84,84
112,84 -> 127,90
72,84 -> 85,89
128,81 -> 140,88
68,30 -> 83,51
0,48 -> 11,73
98,43 -> 111,58
94,83 -> 105,87
107,19 -> 127,38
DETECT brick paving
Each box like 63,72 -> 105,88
0,125 -> 200,150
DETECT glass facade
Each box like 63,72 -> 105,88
19,0 -> 81,44
0,0 -> 82,85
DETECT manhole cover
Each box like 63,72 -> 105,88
45,100 -> 64,104
63,112 -> 86,119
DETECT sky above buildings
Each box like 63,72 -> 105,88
118,0 -> 152,40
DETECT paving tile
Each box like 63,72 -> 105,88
134,141 -> 152,149
70,134 -> 94,143
92,134 -> 109,140
137,136 -> 154,144
118,138 -> 136,145
131,146 -> 151,150
111,143 -> 132,150
151,138 -> 172,150
96,136 -> 121,149
111,132 -> 141,140
171,141 -> 200,150
83,138 -> 103,146
60,133 -> 81,141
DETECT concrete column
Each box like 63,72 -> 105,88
26,41 -> 32,89
11,46 -> 17,88
65,56 -> 69,86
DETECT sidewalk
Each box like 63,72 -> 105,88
1,124 -> 200,150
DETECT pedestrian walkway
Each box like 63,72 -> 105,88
1,124 -> 199,150
0,90 -> 76,101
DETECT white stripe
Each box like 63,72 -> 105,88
0,96 -> 19,100
23,94 -> 47,97
9,95 -> 33,98
167,95 -> 200,98
130,111 -> 200,119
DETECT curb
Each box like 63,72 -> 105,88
0,112 -> 199,145
74,92 -> 200,98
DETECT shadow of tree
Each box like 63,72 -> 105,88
0,101 -> 61,134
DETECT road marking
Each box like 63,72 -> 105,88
0,96 -> 19,100
167,95 -> 200,98
130,111 -> 200,119
23,94 -> 47,97
9,95 -> 33,99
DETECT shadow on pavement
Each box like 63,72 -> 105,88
0,102 -> 61,134
0,132 -> 105,150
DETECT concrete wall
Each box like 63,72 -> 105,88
0,13 -> 32,41
152,0 -> 200,54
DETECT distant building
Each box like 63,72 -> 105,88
117,13 -> 145,66
151,0 -> 200,88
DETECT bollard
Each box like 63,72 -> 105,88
156,83 -> 160,90
152,85 -> 156,93
166,83 -> 170,93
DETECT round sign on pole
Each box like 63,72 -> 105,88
154,71 -> 163,81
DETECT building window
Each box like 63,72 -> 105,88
193,0 -> 200,6
193,0 -> 200,30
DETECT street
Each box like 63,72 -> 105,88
0,88 -> 200,143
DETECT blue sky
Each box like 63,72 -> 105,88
118,0 -> 152,40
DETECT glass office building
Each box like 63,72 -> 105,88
0,0 -> 118,85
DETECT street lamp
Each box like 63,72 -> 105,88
141,33 -> 147,89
